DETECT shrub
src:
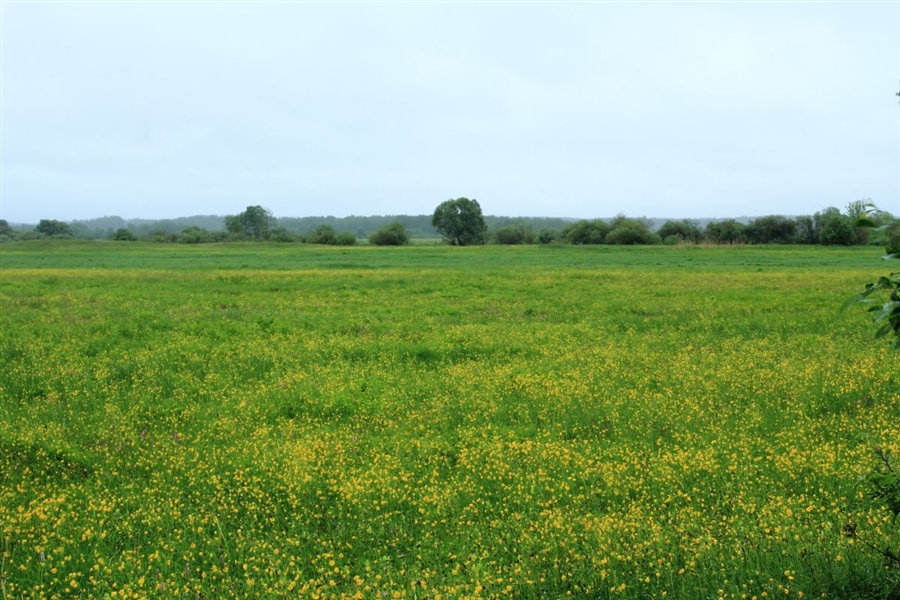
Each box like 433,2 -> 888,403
265,227 -> 296,243
819,217 -> 856,246
369,222 -> 410,246
744,215 -> 797,244
605,218 -> 660,245
537,228 -> 560,244
561,220 -> 610,245
704,219 -> 747,244
335,232 -> 357,246
35,219 -> 72,237
113,228 -> 137,241
492,224 -> 535,245
657,219 -> 702,243
17,231 -> 47,241
306,225 -> 337,245
793,216 -> 817,244
147,229 -> 178,243
662,234 -> 683,246
177,226 -> 212,244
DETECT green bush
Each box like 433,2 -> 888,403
662,234 -> 683,246
35,219 -> 72,237
265,227 -> 296,243
147,229 -> 178,243
744,215 -> 797,244
819,217 -> 856,246
491,224 -> 535,245
177,226 -> 212,244
537,228 -> 560,244
369,222 -> 410,246
561,219 -> 610,245
605,218 -> 660,245
335,232 -> 357,246
306,225 -> 337,245
704,219 -> 747,244
657,219 -> 701,243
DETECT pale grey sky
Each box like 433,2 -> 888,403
2,1 -> 898,223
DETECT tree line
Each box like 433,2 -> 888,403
0,211 -> 570,244
1,198 -> 896,252
427,198 -> 898,252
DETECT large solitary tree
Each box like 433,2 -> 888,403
432,197 -> 487,246
226,206 -> 272,239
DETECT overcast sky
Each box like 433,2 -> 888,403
2,2 -> 898,223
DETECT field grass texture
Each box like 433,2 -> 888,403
1,242 -> 898,599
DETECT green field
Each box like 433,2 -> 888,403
1,241 -> 897,599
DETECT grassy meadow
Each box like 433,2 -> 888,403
0,241 -> 898,600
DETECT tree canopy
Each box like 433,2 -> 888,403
35,219 -> 73,237
432,198 -> 487,246
226,206 -> 272,239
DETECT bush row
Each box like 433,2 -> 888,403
493,208 -> 899,250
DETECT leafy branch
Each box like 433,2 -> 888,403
844,273 -> 900,350
844,202 -> 900,351
870,446 -> 900,521
844,447 -> 900,568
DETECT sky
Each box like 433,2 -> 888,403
1,2 -> 899,224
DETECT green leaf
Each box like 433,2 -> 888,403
872,301 -> 900,321
875,322 -> 893,339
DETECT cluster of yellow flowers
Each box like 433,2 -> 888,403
1,255 -> 897,598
